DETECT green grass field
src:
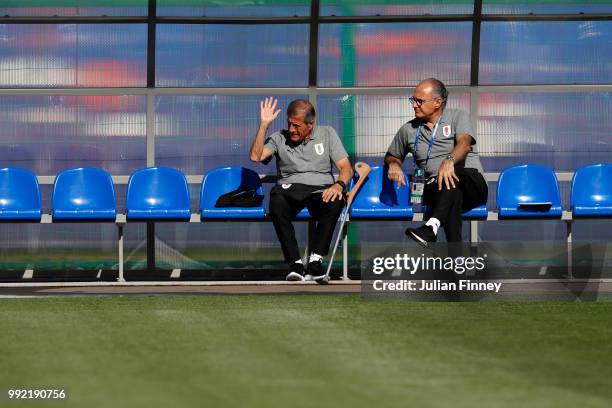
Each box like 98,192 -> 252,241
2,295 -> 612,408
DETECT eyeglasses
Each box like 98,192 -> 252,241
409,96 -> 439,107
288,120 -> 305,129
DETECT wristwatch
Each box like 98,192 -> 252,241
445,154 -> 455,163
334,180 -> 347,190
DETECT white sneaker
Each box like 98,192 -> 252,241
286,263 -> 305,281
286,271 -> 305,281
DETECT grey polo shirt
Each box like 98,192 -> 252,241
264,125 -> 348,186
387,108 -> 484,177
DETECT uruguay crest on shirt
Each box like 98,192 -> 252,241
442,125 -> 452,138
314,143 -> 324,155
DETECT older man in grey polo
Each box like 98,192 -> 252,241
385,78 -> 487,245
250,98 -> 353,281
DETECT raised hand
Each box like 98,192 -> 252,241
260,97 -> 281,127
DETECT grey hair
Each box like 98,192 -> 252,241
422,78 -> 448,105
287,99 -> 316,124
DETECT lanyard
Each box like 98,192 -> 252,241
413,118 -> 441,169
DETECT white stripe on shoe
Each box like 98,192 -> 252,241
409,231 -> 429,247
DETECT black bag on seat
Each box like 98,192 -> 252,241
215,188 -> 264,207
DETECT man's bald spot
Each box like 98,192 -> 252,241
287,99 -> 316,124
417,78 -> 448,102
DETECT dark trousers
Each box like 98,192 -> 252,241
423,167 -> 488,242
269,183 -> 345,263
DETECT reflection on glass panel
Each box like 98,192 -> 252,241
155,95 -> 306,174
478,220 -> 568,246
127,223 -> 291,271
157,0 -> 310,16
321,0 -> 474,16
0,24 -> 147,88
0,0 -> 147,16
480,21 -> 612,85
318,23 -> 472,87
156,24 -> 309,87
477,92 -> 612,172
0,224 -> 121,272
0,96 -> 146,175
483,1 -> 612,14
316,93 -> 470,164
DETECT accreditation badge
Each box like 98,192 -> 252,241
411,167 -> 426,207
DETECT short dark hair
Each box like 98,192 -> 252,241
287,99 -> 316,124
422,78 -> 448,105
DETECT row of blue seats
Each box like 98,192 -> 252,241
352,163 -> 612,219
0,163 -> 610,222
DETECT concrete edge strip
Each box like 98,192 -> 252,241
1,278 -> 612,289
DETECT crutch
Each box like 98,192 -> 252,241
318,162 -> 372,284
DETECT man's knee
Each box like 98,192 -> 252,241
439,183 -> 461,194
310,197 -> 344,221
269,193 -> 290,217
324,198 -> 345,220
432,184 -> 461,206
327,196 -> 345,212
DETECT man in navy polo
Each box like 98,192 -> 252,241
250,98 -> 353,281
385,78 -> 488,246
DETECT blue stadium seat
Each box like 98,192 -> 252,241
200,166 -> 265,220
126,167 -> 191,220
52,167 -> 116,221
0,167 -> 42,221
349,166 -> 413,219
296,207 -> 311,219
497,164 -> 562,218
571,163 -> 612,217
462,204 -> 488,219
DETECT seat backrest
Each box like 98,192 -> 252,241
497,164 -> 561,209
126,166 -> 190,211
52,167 -> 116,213
351,166 -> 410,209
571,163 -> 612,210
0,167 -> 42,219
200,166 -> 263,209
